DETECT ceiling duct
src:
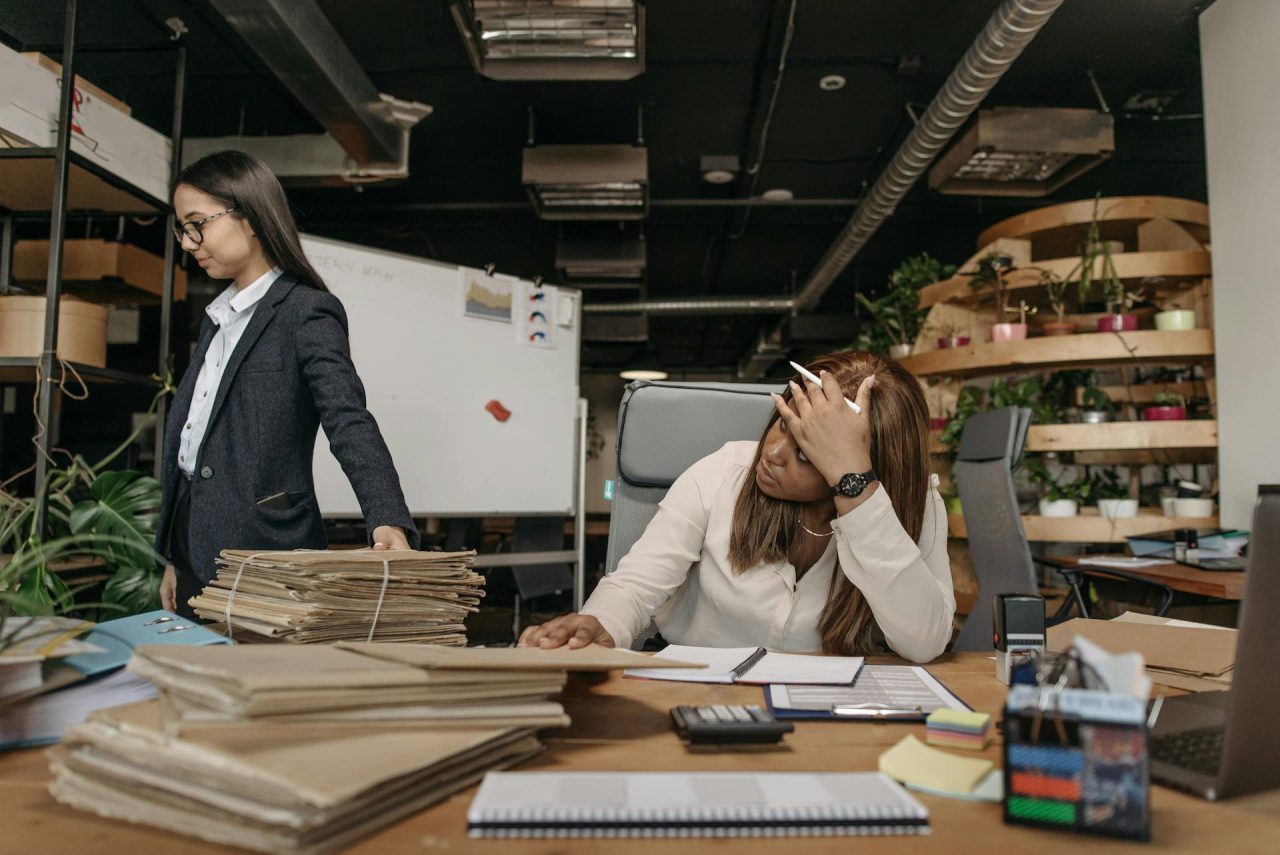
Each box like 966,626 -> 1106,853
583,297 -> 794,316
199,0 -> 430,185
556,239 -> 645,280
583,313 -> 649,342
928,107 -> 1114,197
523,145 -> 648,220
451,0 -> 644,81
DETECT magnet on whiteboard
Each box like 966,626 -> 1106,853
557,292 -> 578,328
484,400 -> 512,422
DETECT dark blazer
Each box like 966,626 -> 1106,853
155,273 -> 420,583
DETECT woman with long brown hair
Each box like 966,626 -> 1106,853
519,350 -> 954,662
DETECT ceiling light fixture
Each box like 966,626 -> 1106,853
760,188 -> 794,202
619,350 -> 668,381
819,74 -> 846,91
523,144 -> 649,220
928,107 -> 1115,197
700,154 -> 740,184
451,0 -> 644,81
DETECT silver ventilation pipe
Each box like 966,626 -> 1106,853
583,298 -> 795,316
792,0 -> 1066,311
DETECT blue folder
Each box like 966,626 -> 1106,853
59,610 -> 232,678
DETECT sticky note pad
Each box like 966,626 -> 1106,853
926,709 -> 992,750
880,735 -> 994,795
927,709 -> 991,732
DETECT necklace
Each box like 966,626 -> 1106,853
799,521 -> 834,538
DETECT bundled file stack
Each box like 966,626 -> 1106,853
49,643 -> 694,852
189,549 -> 484,645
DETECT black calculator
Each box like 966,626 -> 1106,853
670,704 -> 794,746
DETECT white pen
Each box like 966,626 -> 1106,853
788,361 -> 862,415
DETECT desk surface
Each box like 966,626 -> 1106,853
3,653 -> 1279,854
1051,555 -> 1245,600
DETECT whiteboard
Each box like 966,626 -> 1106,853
301,234 -> 581,516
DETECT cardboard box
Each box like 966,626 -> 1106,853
0,42 -> 170,203
19,52 -> 132,115
0,295 -> 108,368
13,239 -> 187,301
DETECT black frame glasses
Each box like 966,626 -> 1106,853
173,207 -> 237,245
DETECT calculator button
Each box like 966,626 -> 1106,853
711,705 -> 733,721
698,707 -> 719,723
747,706 -> 771,722
728,705 -> 752,722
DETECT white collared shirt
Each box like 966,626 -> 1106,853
177,267 -> 282,476
580,441 -> 956,662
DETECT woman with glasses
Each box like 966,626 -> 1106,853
156,150 -> 418,619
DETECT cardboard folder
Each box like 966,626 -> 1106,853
1046,617 -> 1236,678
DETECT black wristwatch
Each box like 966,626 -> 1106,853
832,469 -> 878,498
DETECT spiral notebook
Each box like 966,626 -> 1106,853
467,771 -> 929,838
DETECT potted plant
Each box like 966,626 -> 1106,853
1143,391 -> 1187,421
963,252 -> 1020,343
994,300 -> 1036,342
1093,470 -> 1139,518
1079,386 -> 1116,424
856,252 -> 955,359
1155,294 -> 1197,331
1025,457 -> 1092,517
1069,194 -> 1143,332
930,319 -> 970,350
1037,268 -> 1076,336
1096,284 -> 1145,333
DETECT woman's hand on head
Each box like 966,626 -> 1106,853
517,614 -> 615,649
371,525 -> 411,550
772,371 -> 876,484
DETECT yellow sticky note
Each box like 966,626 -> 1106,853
927,709 -> 991,731
879,734 -> 994,794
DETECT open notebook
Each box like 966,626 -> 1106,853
468,771 -> 928,838
623,644 -> 863,685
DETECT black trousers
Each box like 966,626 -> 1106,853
168,474 -> 206,621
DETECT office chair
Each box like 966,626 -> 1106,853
606,380 -> 782,649
951,407 -> 1040,651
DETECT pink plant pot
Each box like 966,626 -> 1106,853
1097,314 -> 1139,332
930,417 -> 952,430
991,323 -> 1028,342
937,336 -> 970,349
1143,406 -> 1187,421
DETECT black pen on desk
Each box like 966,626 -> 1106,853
731,648 -> 768,680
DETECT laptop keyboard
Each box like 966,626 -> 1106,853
1151,727 -> 1224,776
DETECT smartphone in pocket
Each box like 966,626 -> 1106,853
255,491 -> 294,510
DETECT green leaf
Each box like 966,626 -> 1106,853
102,563 -> 162,614
68,470 -> 160,568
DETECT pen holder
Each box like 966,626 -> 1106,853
1002,685 -> 1150,842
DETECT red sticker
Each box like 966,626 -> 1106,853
484,400 -> 512,422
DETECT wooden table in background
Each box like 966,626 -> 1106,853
1050,555 -> 1245,600
2,654 -> 1278,854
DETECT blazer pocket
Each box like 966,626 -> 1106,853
239,357 -> 283,374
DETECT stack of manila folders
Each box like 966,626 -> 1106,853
47,642 -> 700,853
190,548 -> 484,645
1046,612 -> 1235,693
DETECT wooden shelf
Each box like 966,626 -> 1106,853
919,250 -> 1211,308
13,239 -> 187,303
898,330 -> 1214,378
1072,380 -> 1209,406
0,357 -> 157,386
1026,420 -> 1217,452
948,510 -> 1219,543
977,196 -> 1210,247
0,148 -> 166,215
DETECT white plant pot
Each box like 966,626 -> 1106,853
1155,310 -> 1197,331
1039,499 -> 1079,517
1098,499 -> 1139,519
1173,498 -> 1216,518
888,343 -> 913,359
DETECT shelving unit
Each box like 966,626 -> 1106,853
0,2 -> 186,532
908,195 -> 1218,545
900,330 -> 1214,378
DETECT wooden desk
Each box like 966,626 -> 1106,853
3,653 -> 1279,853
1051,555 -> 1245,600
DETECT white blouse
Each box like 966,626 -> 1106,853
581,441 -> 955,662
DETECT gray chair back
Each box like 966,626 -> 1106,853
606,380 -> 781,648
951,406 -> 1037,652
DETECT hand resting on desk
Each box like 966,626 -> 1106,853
519,614 -> 616,649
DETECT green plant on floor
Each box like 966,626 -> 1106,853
1092,469 -> 1131,502
0,373 -> 174,630
856,252 -> 956,353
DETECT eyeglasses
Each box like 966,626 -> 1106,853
173,207 -> 236,245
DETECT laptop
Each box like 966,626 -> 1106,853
1148,485 -> 1280,800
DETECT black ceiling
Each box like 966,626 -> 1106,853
0,0 -> 1212,376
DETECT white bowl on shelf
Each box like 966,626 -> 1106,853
1173,498 -> 1216,518
1039,499 -> 1079,518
